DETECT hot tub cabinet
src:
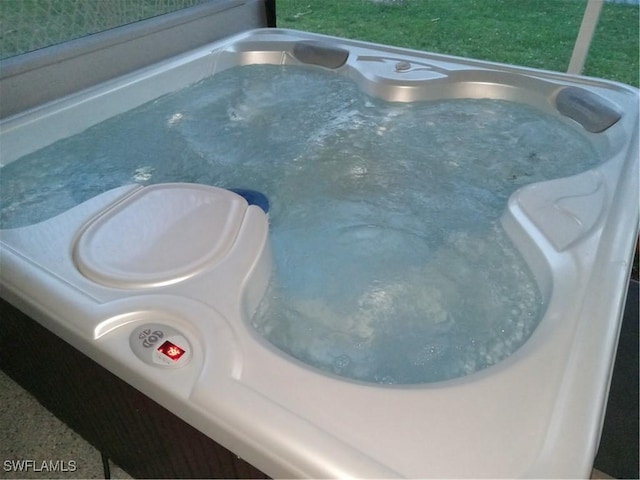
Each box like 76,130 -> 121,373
1,5 -> 638,479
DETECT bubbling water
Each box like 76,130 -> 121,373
0,64 -> 602,383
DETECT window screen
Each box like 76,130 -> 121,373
0,0 -> 210,60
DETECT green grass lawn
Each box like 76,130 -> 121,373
277,0 -> 639,87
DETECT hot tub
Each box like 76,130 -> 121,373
1,28 -> 638,478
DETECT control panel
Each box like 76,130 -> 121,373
130,323 -> 191,368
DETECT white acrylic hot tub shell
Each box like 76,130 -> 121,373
1,29 -> 638,478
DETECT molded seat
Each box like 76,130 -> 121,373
74,183 -> 247,288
